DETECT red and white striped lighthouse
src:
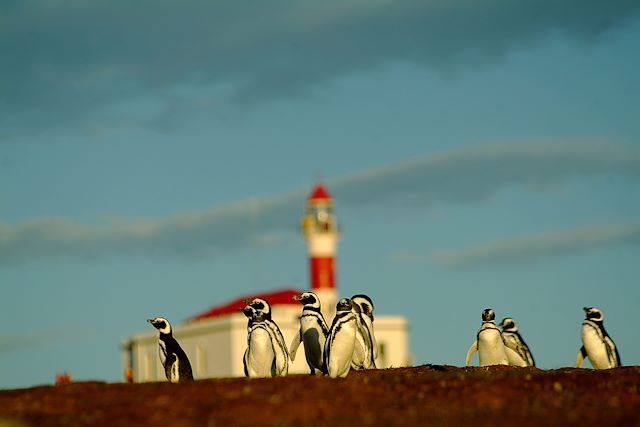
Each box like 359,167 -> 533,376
301,183 -> 339,318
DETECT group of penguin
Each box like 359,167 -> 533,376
146,292 -> 376,382
241,292 -> 377,378
147,299 -> 621,383
465,306 -> 621,370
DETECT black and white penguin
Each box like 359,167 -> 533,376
465,308 -> 517,367
324,298 -> 357,378
147,317 -> 194,383
242,305 -> 277,378
499,317 -> 535,367
247,297 -> 289,376
290,291 -> 329,375
576,306 -> 621,369
350,294 -> 378,370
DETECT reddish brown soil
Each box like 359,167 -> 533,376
1,365 -> 639,427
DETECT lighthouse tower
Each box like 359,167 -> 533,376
301,183 -> 339,319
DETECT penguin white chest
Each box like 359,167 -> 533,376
247,327 -> 276,377
582,324 -> 611,369
478,329 -> 508,366
328,319 -> 357,377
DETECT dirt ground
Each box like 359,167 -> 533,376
1,365 -> 639,427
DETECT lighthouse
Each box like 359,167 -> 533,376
301,183 -> 339,319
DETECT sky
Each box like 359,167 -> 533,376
1,1 -> 639,388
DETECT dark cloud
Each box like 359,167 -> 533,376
427,223 -> 640,268
1,142 -> 639,264
2,0 -> 639,134
331,142 -> 640,206
0,192 -> 305,264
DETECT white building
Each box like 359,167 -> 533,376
121,184 -> 410,381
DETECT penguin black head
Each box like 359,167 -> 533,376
351,301 -> 362,314
293,292 -> 321,308
583,307 -> 604,322
242,305 -> 264,322
242,305 -> 256,319
351,294 -> 375,320
499,317 -> 518,332
247,298 -> 271,319
147,317 -> 172,335
336,298 -> 353,312
482,309 -> 495,322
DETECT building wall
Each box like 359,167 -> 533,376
123,305 -> 410,382
372,316 -> 412,367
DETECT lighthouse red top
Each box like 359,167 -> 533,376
308,183 -> 332,202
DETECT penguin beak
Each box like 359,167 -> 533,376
582,307 -> 589,313
293,294 -> 302,301
146,319 -> 154,324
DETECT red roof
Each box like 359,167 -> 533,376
188,288 -> 302,321
308,183 -> 332,201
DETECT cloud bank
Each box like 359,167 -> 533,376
331,142 -> 640,207
0,192 -> 306,264
428,223 -> 640,268
1,142 -> 639,264
2,0 -> 638,133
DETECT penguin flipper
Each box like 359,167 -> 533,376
604,336 -> 621,367
289,329 -> 302,362
576,346 -> 587,368
371,328 -> 379,361
504,346 -> 528,367
180,361 -> 194,382
323,333 -> 332,374
243,348 -> 249,377
175,347 -> 194,381
351,337 -> 366,369
465,340 -> 478,366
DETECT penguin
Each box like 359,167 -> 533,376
147,317 -> 194,382
324,298 -> 357,378
350,294 -> 378,370
247,297 -> 289,376
499,317 -> 535,367
242,305 -> 277,378
465,308 -> 519,367
289,291 -> 329,375
576,306 -> 621,369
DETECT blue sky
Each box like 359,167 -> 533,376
1,1 -> 639,388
